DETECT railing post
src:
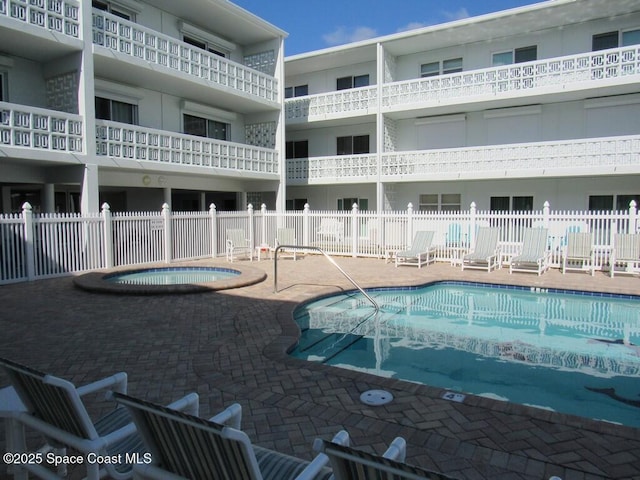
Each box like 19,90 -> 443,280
162,203 -> 172,264
102,203 -> 113,268
247,203 -> 254,250
22,202 -> 35,281
628,200 -> 637,234
469,202 -> 477,248
303,203 -> 310,246
209,203 -> 217,258
351,203 -> 359,257
260,203 -> 268,246
407,203 -> 414,244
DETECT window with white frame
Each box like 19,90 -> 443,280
420,57 -> 462,77
419,193 -> 461,212
338,198 -> 368,211
95,96 -> 138,124
183,114 -> 229,141
492,45 -> 537,66
336,74 -> 369,90
92,0 -> 136,20
286,198 -> 307,210
183,36 -> 227,58
286,140 -> 308,159
336,135 -> 369,155
589,194 -> 640,211
284,84 -> 308,98
490,196 -> 533,212
593,29 -> 640,50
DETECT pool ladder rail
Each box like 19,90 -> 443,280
273,245 -> 380,313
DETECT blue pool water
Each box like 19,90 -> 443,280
105,267 -> 239,285
290,282 -> 640,427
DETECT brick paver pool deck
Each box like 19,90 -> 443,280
1,256 -> 639,479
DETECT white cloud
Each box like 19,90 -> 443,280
322,26 -> 378,46
397,21 -> 431,33
442,7 -> 470,21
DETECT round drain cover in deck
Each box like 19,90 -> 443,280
360,389 -> 393,406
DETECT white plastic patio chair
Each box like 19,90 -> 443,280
276,227 -> 299,260
610,233 -> 640,277
562,232 -> 595,275
461,227 -> 501,272
113,392 -> 348,480
395,231 -> 436,268
226,228 -> 252,262
509,228 -> 550,275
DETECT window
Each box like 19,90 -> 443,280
592,31 -> 618,51
338,198 -> 368,210
336,74 -> 369,90
623,29 -> 640,47
589,194 -> 640,211
92,0 -> 134,20
95,97 -> 137,124
420,58 -> 462,77
337,135 -> 369,155
0,72 -> 4,101
183,114 -> 228,140
284,84 -> 308,98
490,196 -> 533,211
285,140 -> 308,159
492,46 -> 537,66
419,193 -> 461,212
286,198 -> 307,210
183,36 -> 226,58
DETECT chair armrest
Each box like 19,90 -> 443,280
208,403 -> 242,430
382,437 -> 406,462
76,372 -> 128,398
166,392 -> 199,417
301,430 -> 351,480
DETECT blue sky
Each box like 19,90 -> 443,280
233,0 -> 544,56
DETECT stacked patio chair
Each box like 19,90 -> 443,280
461,227 -> 501,272
226,228 -> 252,262
610,233 -> 640,277
509,228 -> 551,275
395,231 -> 437,268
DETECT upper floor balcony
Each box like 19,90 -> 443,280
0,0 -> 82,59
96,120 -> 279,179
92,10 -> 279,112
0,101 -> 83,158
285,45 -> 640,123
286,134 -> 640,185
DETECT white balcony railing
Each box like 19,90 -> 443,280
96,121 -> 278,175
286,135 -> 640,183
0,0 -> 80,37
285,86 -> 377,121
0,102 -> 83,153
383,45 -> 640,109
92,11 -> 278,103
287,153 -> 377,183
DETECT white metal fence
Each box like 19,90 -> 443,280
1,201 -> 638,285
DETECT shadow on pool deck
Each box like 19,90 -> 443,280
1,255 -> 639,479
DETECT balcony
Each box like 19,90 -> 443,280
96,121 -> 279,177
285,86 -> 377,123
0,0 -> 79,37
286,135 -> 640,184
383,46 -> 640,115
0,101 -> 83,155
92,11 -> 279,109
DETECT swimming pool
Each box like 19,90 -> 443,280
290,282 -> 640,427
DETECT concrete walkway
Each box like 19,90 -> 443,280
1,256 -> 639,479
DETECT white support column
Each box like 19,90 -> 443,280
376,42 -> 385,212
162,203 -> 172,264
163,188 -> 172,210
42,184 -> 55,213
80,164 -> 99,214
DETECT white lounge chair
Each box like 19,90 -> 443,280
461,227 -> 500,272
276,227 -> 299,260
114,392 -> 347,480
509,228 -> 550,275
610,233 -> 640,277
226,228 -> 252,262
0,357 -> 186,480
314,434 -> 457,480
562,232 -> 595,275
395,231 -> 436,268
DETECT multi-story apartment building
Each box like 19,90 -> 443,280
0,0 -> 286,214
284,0 -> 640,214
